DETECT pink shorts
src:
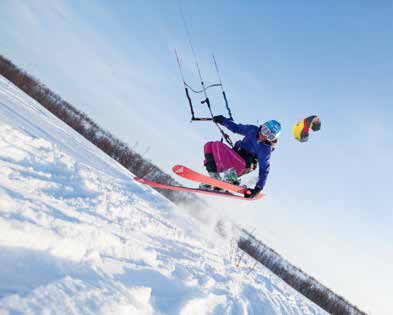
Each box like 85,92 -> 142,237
204,141 -> 246,176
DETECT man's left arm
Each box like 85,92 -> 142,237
245,152 -> 270,198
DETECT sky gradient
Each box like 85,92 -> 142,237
1,1 -> 392,314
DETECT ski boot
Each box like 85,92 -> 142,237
199,172 -> 224,191
221,168 -> 241,186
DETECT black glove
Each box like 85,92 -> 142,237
213,115 -> 226,124
244,186 -> 262,198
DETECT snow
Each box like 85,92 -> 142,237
0,76 -> 327,314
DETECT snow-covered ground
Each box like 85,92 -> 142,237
0,76 -> 327,314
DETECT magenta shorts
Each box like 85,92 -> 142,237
204,141 -> 246,176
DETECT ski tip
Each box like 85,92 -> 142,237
253,193 -> 265,200
172,165 -> 185,174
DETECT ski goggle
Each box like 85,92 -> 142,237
260,124 -> 277,141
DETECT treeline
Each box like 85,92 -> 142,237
0,54 -> 205,208
238,228 -> 367,315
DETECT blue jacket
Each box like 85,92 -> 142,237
221,118 -> 274,189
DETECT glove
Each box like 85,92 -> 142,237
244,186 -> 262,198
213,115 -> 226,124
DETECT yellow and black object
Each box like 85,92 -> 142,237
293,115 -> 321,142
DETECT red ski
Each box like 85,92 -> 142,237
134,177 -> 263,201
172,165 -> 265,198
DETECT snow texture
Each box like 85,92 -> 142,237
0,76 -> 327,314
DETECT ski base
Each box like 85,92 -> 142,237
134,177 -> 262,201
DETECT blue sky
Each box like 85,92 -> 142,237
1,1 -> 392,313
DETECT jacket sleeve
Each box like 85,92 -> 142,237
256,150 -> 270,189
222,118 -> 255,136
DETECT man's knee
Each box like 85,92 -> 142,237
204,141 -> 214,154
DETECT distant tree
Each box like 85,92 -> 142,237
238,231 -> 367,315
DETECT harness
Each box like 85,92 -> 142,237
234,146 -> 258,173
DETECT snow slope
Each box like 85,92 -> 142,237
0,76 -> 327,315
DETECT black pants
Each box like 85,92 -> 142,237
204,153 -> 217,173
